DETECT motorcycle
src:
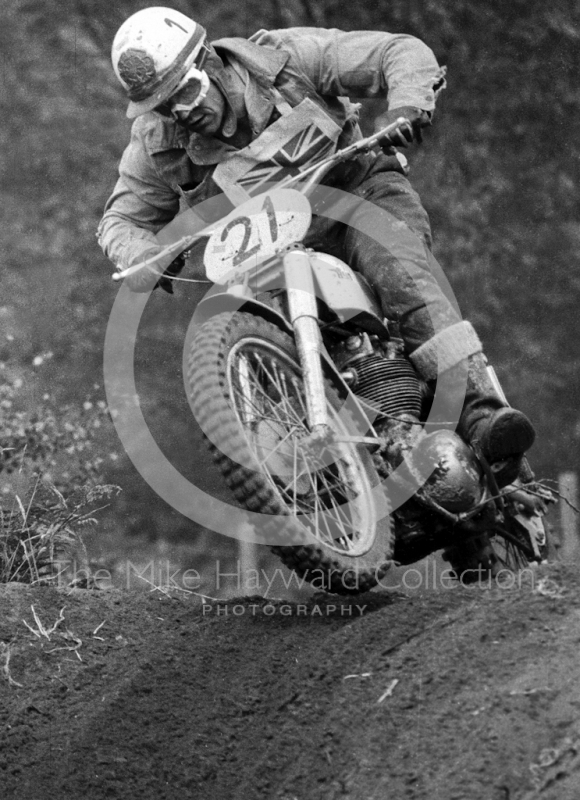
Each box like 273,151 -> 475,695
115,119 -> 554,595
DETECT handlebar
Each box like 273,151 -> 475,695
112,117 -> 409,282
277,116 -> 409,194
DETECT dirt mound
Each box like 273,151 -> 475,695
1,563 -> 579,800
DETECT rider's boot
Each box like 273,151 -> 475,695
457,352 -> 535,486
410,321 -> 536,488
410,321 -> 536,581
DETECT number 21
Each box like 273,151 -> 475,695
220,196 -> 279,267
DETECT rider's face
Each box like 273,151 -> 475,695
171,80 -> 226,136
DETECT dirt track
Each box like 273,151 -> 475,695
1,563 -> 579,800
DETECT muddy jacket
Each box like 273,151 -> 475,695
97,27 -> 445,270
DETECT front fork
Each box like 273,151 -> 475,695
283,247 -> 331,444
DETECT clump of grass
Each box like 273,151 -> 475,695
0,368 -> 120,585
0,482 -> 119,584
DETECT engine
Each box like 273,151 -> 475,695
332,332 -> 485,519
334,333 -> 422,419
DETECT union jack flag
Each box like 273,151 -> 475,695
236,124 -> 335,196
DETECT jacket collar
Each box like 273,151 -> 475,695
212,36 -> 288,84
214,37 -> 289,136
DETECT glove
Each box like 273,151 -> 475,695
375,107 -> 432,150
123,248 -> 185,294
154,252 -> 186,295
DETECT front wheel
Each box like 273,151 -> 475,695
187,312 -> 393,595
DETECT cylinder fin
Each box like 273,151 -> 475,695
352,355 -> 422,418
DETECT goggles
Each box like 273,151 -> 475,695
155,45 -> 211,120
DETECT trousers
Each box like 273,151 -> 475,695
311,166 -> 463,355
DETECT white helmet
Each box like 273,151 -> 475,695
112,7 -> 208,119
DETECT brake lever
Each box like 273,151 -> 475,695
112,232 -> 210,281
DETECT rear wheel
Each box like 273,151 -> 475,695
490,525 -> 538,572
444,517 -> 545,583
187,312 -> 393,595
442,533 -> 501,584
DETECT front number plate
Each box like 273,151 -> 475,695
204,189 -> 311,283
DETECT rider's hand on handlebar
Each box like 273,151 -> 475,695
374,107 -> 432,150
121,248 -> 185,294
154,252 -> 186,295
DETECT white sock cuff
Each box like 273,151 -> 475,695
409,321 -> 482,380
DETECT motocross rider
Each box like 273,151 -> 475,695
98,8 -> 536,522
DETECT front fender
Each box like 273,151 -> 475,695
193,291 -> 293,333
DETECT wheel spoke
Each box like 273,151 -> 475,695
231,360 -> 308,463
255,423 -> 303,468
325,483 -> 355,532
226,338 -> 376,557
303,459 -> 346,546
292,436 -> 298,514
320,478 -> 355,544
254,353 -> 306,429
234,366 -> 299,430
231,390 -> 296,429
491,526 -> 534,572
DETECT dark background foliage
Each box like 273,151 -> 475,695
1,0 -> 579,545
